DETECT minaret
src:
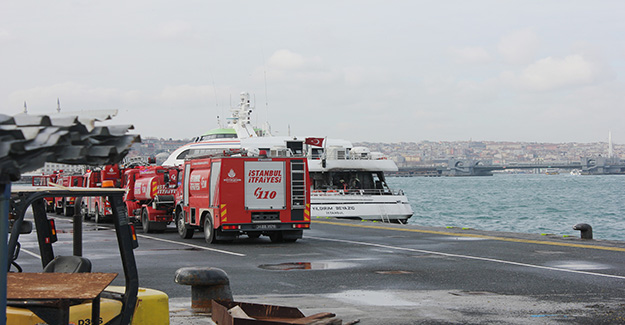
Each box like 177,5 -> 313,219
57,98 -> 61,113
23,101 -> 27,114
608,130 -> 613,158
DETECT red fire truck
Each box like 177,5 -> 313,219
53,172 -> 84,216
31,173 -> 59,212
174,153 -> 310,243
81,164 -> 123,223
123,165 -> 179,233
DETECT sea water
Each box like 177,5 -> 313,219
387,174 -> 625,241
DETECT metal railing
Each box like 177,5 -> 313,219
311,188 -> 404,196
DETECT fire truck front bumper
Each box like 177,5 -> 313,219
221,223 -> 310,232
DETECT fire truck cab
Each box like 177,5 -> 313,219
123,165 -> 179,233
82,164 -> 122,223
54,173 -> 84,216
31,173 -> 58,212
175,152 -> 310,243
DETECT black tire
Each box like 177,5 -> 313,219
94,204 -> 100,224
176,210 -> 193,239
64,203 -> 74,217
204,215 -> 215,244
81,202 -> 90,221
142,209 -> 152,234
55,200 -> 63,215
46,201 -> 54,213
269,232 -> 283,243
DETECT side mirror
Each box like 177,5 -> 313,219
19,220 -> 33,234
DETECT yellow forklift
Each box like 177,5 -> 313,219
6,187 -> 170,325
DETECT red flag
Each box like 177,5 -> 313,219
305,137 -> 324,147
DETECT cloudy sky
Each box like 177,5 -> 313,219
2,1 -> 624,144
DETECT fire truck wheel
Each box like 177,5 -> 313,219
177,210 -> 194,239
269,232 -> 283,243
142,210 -> 153,234
204,217 -> 216,244
94,205 -> 100,224
80,207 -> 91,221
64,204 -> 74,217
81,202 -> 90,221
55,200 -> 63,215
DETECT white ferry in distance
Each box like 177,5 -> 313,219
162,92 -> 414,223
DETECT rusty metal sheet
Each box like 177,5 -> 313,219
211,300 -> 341,325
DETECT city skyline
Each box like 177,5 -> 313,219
132,136 -> 624,163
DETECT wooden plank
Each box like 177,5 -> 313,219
7,273 -> 117,300
289,312 -> 337,324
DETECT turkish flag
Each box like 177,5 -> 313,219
305,137 -> 324,147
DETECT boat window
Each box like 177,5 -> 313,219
176,149 -> 190,160
311,148 -> 324,160
188,148 -> 223,158
198,133 -> 237,141
372,172 -> 387,190
311,171 -> 374,191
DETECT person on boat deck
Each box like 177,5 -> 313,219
339,179 -> 348,191
351,177 -> 361,189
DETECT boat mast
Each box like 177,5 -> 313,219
228,92 -> 258,139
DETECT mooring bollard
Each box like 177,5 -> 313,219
573,223 -> 593,240
174,267 -> 233,313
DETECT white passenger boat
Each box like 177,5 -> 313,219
162,92 -> 413,223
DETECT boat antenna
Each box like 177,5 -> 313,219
207,65 -> 223,127
253,93 -> 258,127
262,47 -> 269,124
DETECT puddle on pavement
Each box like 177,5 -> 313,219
449,291 -> 496,296
533,250 -> 567,255
546,260 -> 611,270
374,270 -> 413,275
326,290 -> 418,306
258,261 -> 354,271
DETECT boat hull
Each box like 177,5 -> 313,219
311,192 -> 413,223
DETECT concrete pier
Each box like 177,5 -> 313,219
13,214 -> 625,324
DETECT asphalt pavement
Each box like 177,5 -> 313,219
13,215 -> 625,324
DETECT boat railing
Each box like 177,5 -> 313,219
309,155 -> 389,161
311,189 -> 404,196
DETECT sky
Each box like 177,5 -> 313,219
2,1 -> 624,144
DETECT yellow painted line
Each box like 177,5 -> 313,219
312,220 -> 625,252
